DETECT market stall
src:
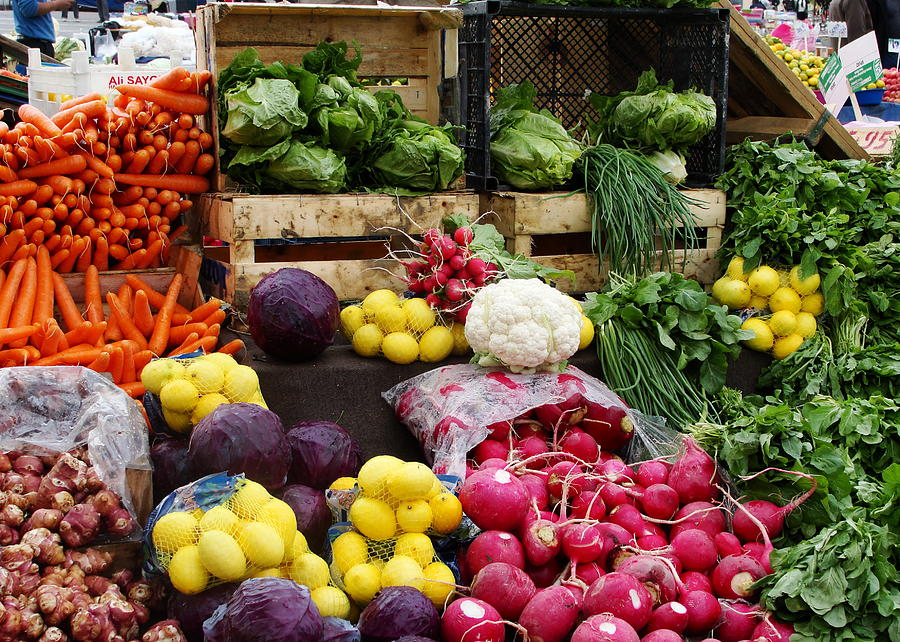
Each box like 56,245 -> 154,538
0,0 -> 896,640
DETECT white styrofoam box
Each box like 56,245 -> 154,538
27,47 -> 189,116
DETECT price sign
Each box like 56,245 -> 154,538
820,32 -> 881,111
844,125 -> 899,155
826,21 -> 848,38
889,38 -> 900,53
846,58 -> 883,91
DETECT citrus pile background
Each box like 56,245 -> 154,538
330,455 -> 463,609
141,352 -> 267,432
766,36 -> 827,90
713,257 -> 823,360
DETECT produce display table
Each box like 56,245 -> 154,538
230,331 -> 771,462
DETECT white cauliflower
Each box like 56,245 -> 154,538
464,278 -> 582,373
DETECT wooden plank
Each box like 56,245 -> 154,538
727,116 -> 817,142
485,189 -> 726,237
201,192 -> 480,242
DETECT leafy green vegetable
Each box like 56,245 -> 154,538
489,82 -> 583,190
222,77 -> 308,146
370,120 -> 464,193
588,69 -> 716,155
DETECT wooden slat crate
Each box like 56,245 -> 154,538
195,2 -> 462,191
483,188 -> 726,293
199,191 -> 480,308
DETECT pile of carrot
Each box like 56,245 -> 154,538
0,250 -> 244,397
0,68 -> 214,273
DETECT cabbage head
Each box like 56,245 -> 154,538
372,121 -> 464,192
266,141 -> 347,193
222,77 -> 307,146
313,78 -> 382,153
489,81 -> 582,190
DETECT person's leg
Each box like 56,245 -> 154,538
17,36 -> 54,58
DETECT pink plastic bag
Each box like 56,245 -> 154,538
383,364 -> 666,478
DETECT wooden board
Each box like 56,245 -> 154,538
718,1 -> 866,159
482,188 -> 725,293
195,2 -> 461,191
199,191 -> 480,307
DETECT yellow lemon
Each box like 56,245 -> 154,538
794,312 -> 817,339
349,497 -> 396,541
168,545 -> 209,594
191,393 -> 229,425
769,310 -> 797,337
332,531 -> 369,574
769,287 -> 802,314
449,322 -> 469,356
717,279 -> 752,310
162,408 -> 192,434
741,318 -> 775,352
358,455 -> 404,496
422,562 -> 455,608
429,493 -> 463,534
396,500 -> 433,534
381,332 -> 419,364
387,462 -> 436,500
343,563 -> 381,605
257,498 -> 297,549
749,295 -> 769,310
375,303 -> 408,334
330,477 -> 357,491
290,553 -> 330,589
160,379 -> 200,414
311,586 -> 351,619
184,360 -> 225,394
419,326 -> 454,363
228,480 -> 271,519
361,290 -> 399,318
747,266 -> 780,296
285,531 -> 309,561
801,292 -> 824,316
252,568 -> 282,578
403,298 -> 436,333
395,533 -> 434,567
239,522 -> 285,568
352,324 -> 384,358
725,256 -> 749,281
381,555 -> 424,590
152,511 -> 198,554
789,266 -> 820,295
579,317 -> 595,350
772,334 -> 804,360
200,505 -> 239,536
340,305 -> 367,340
198,530 -> 246,581
201,352 -> 238,374
141,358 -> 183,395
222,365 -> 260,403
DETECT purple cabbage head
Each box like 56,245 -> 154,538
322,617 -> 360,642
203,578 -> 323,642
151,437 -> 192,504
167,582 -> 238,642
188,403 -> 290,490
247,268 -> 339,362
357,587 -> 439,642
278,484 -> 331,553
286,421 -> 362,489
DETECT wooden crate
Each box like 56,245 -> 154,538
195,2 -> 462,191
483,188 -> 726,293
199,191 -> 480,308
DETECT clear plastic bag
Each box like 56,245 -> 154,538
382,364 -> 660,477
0,366 -> 150,520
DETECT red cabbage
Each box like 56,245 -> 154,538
286,421 -> 363,488
396,638 -> 438,642
358,587 -> 440,642
151,437 -> 192,504
203,578 -> 323,642
322,617 -> 360,642
188,403 -> 290,491
278,484 -> 332,553
248,268 -> 339,362
167,582 -> 238,642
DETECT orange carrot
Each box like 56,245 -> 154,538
75,237 -> 93,273
0,166 -> 17,182
18,104 -> 62,137
193,153 -> 215,176
0,324 -> 37,347
108,346 -> 124,383
32,246 -> 53,325
50,100 -> 106,126
202,308 -> 227,328
149,67 -> 190,90
18,156 -> 87,180
8,260 -> 37,347
125,274 -> 190,314
113,173 -> 209,194
118,381 -> 146,398
39,319 -> 61,356
148,273 -> 182,355
217,338 -> 245,356
32,345 -> 99,366
115,84 -> 209,115
51,272 -> 83,332
116,249 -> 146,270
187,298 -> 223,323
0,180 -> 38,197
167,331 -> 199,356
93,236 -> 109,271
133,349 -> 153,371
85,351 -> 111,373
170,335 -> 216,357
85,321 -> 108,346
64,321 -> 93,346
166,322 -> 208,347
59,93 -> 104,111
50,249 -> 70,270
133,289 -> 154,337
57,238 -> 86,274
84,265 -> 104,325
121,340 -> 137,383
106,292 -> 149,351
0,347 -> 35,365
203,323 -> 220,338
118,283 -> 134,318
0,229 -> 25,266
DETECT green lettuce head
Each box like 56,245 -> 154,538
222,77 -> 308,146
266,141 -> 347,193
312,81 -> 382,153
372,121 -> 464,192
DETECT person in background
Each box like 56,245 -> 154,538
869,0 -> 900,67
829,0 -> 875,42
13,0 -> 75,58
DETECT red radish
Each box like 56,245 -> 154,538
423,229 -> 442,246
453,226 -> 473,246
441,598 -> 504,642
520,586 -> 581,642
524,519 -> 561,566
583,573 -> 654,631
614,555 -> 680,605
436,236 -> 457,260
487,420 -> 512,440
610,505 -> 653,536
466,530 -> 525,574
582,402 -> 635,450
572,614 -> 640,642
517,436 -> 551,463
711,556 -> 766,600
449,254 -> 466,271
751,616 -> 794,642
535,403 -> 567,430
681,571 -> 713,595
516,420 -> 547,440
470,562 -> 535,620
479,458 -> 507,471
561,522 -> 606,563
725,487 -> 776,573
646,602 -> 689,633
561,581 -> 585,609
730,469 -> 817,543
520,473 -> 550,511
683,590 -> 722,635
561,428 -> 600,464
473,440 -> 508,465
640,631 -> 683,642
576,562 -> 605,585
670,529 -> 718,572
595,522 -> 634,548
714,533 -> 743,558
522,510 -> 560,530
426,292 -> 441,308
445,279 -> 464,302
526,558 -> 563,588
670,502 -> 726,539
742,542 -> 767,564
600,482 -> 634,509
468,257 -> 486,275
641,484 -> 680,520
572,490 -> 607,521
637,461 -> 669,487
667,437 -> 719,504
600,458 -> 636,483
547,461 -> 592,498
637,534 -> 668,550
715,602 -> 760,642
459,468 -> 529,531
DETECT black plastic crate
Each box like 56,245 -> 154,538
458,1 -> 730,190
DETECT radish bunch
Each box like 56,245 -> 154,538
438,402 -> 803,642
399,227 -> 500,323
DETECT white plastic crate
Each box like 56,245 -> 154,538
26,47 -> 183,116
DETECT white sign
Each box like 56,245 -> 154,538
822,32 -> 881,113
844,124 -> 899,155
890,38 -> 900,54
825,21 -> 848,38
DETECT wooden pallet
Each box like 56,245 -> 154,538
483,188 -> 726,293
199,191 -> 480,308
194,2 -> 462,191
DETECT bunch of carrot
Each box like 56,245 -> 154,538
0,67 -> 214,273
0,250 -> 244,397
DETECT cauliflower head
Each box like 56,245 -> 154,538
463,278 -> 582,373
